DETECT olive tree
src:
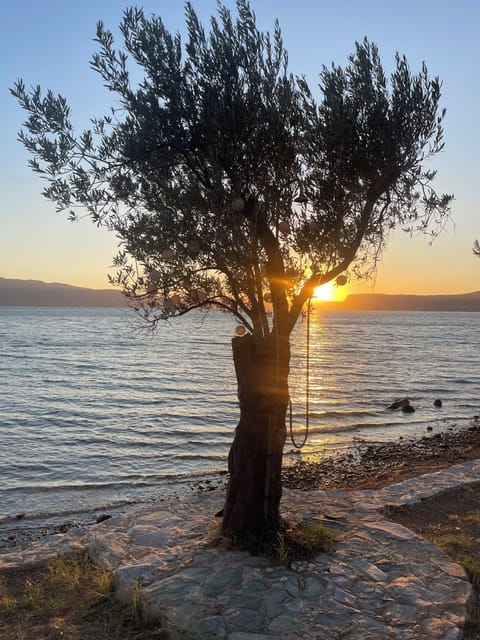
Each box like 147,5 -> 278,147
12,1 -> 452,549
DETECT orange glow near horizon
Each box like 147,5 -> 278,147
313,282 -> 348,302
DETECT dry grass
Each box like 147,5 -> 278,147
0,552 -> 168,640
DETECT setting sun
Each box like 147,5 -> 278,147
313,281 -> 348,302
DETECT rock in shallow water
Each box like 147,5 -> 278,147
96,514 -> 113,524
387,397 -> 411,410
402,404 -> 415,413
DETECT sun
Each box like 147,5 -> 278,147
313,282 -> 337,301
313,281 -> 347,302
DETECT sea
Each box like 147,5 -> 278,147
0,307 -> 479,535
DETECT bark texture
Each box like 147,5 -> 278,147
220,332 -> 290,549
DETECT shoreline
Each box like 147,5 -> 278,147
2,418 -> 480,553
283,417 -> 480,491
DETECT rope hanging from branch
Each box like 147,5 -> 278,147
289,297 -> 311,449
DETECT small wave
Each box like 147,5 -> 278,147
300,420 -> 417,436
1,465 -> 229,496
6,462 -> 53,472
1,479 -> 157,494
167,451 -> 228,462
291,423 -> 361,436
0,499 -> 140,526
302,409 -> 380,420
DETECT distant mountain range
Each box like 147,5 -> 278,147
1,277 -> 479,310
0,278 -> 125,307
316,291 -> 480,311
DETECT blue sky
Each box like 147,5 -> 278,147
1,0 -> 478,292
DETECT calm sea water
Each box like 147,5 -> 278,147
0,307 -> 479,528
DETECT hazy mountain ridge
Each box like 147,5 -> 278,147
1,278 -> 479,310
318,291 -> 480,311
0,278 -> 125,307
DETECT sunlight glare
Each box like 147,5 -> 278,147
313,282 -> 347,302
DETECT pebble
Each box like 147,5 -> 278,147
2,461 -> 480,639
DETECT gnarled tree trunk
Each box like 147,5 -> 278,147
221,332 -> 290,550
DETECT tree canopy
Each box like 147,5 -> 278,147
12,0 -> 452,341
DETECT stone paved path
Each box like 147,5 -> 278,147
2,459 -> 480,639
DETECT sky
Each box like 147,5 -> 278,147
1,0 -> 479,294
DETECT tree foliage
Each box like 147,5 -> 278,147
12,0 -> 452,340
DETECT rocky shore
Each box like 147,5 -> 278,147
3,419 -> 479,553
283,419 -> 480,492
2,461 -> 479,639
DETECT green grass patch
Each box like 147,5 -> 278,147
466,512 -> 480,526
269,520 -> 338,565
435,533 -> 472,554
457,555 -> 480,590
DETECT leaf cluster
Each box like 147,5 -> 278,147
11,0 -> 453,338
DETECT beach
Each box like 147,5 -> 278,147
283,417 -> 480,491
3,418 -> 480,553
